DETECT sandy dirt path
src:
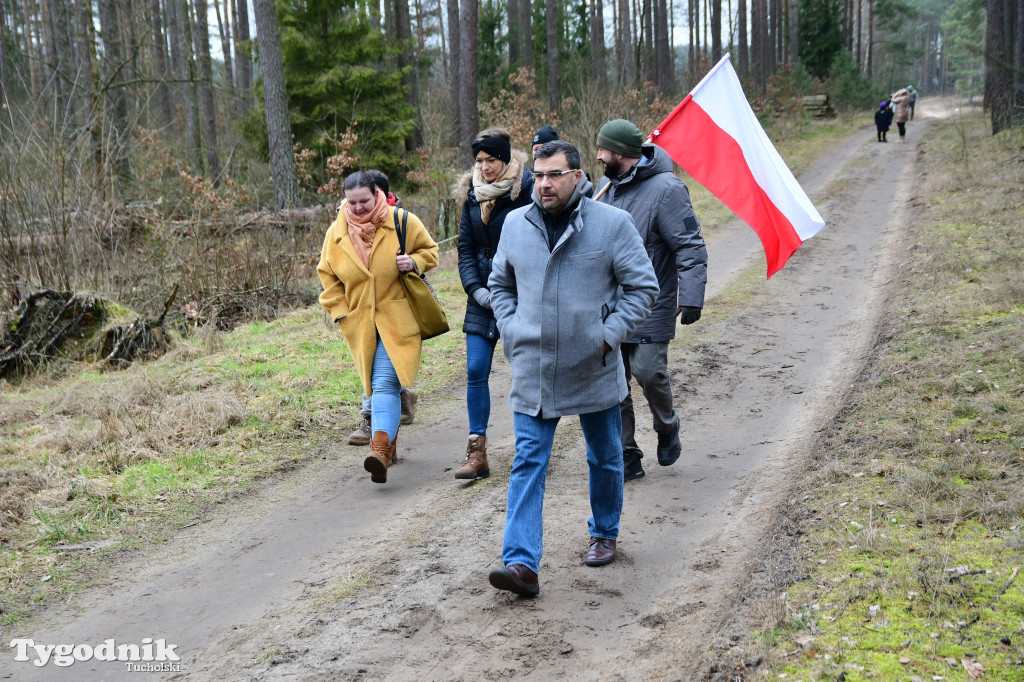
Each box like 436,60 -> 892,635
2,110 -> 941,682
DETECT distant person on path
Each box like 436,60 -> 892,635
318,171 -> 439,484
486,141 -> 658,596
891,88 -> 910,143
907,85 -> 919,120
453,128 -> 534,480
594,119 -> 708,481
347,169 -> 417,446
875,101 -> 894,142
531,125 -> 559,158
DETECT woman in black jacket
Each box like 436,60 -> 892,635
453,128 -> 533,480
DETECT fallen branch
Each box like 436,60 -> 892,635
957,566 -> 1019,636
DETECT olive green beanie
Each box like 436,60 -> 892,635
597,119 -> 644,157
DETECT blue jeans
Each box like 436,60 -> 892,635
370,335 -> 401,440
361,387 -> 407,416
466,332 -> 498,435
502,405 -> 624,573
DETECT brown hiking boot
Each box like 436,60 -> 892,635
455,435 -> 490,480
347,415 -> 371,445
364,431 -> 397,483
400,388 -> 418,425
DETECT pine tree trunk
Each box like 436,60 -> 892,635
395,0 -> 423,150
252,0 -> 298,209
617,0 -> 632,86
867,0 -> 873,78
546,0 -> 560,113
753,0 -> 762,84
639,0 -> 651,85
234,0 -> 253,107
75,0 -> 104,179
1013,0 -> 1024,122
856,0 -> 861,69
213,0 -> 235,93
194,0 -> 221,181
711,0 -> 721,62
174,0 -> 201,170
738,0 -> 748,77
591,0 -> 607,90
458,0 -> 477,162
521,0 -> 532,71
0,0 -> 10,104
446,0 -> 460,147
656,0 -> 673,91
97,0 -> 132,192
509,0 -> 521,66
118,0 -> 139,124
40,0 -> 60,100
25,0 -> 41,98
148,0 -> 174,129
789,0 -> 798,63
436,0 -> 447,78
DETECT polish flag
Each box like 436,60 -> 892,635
651,54 -> 825,278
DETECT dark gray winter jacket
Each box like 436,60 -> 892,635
595,144 -> 708,343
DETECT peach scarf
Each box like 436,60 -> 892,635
344,188 -> 389,268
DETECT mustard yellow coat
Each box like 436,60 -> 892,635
317,207 -> 439,394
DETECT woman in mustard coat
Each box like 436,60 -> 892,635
318,171 -> 439,483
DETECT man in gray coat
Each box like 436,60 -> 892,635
595,119 -> 708,481
486,140 -> 658,597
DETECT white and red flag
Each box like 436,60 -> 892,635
651,54 -> 825,278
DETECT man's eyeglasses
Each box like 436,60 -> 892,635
530,169 -> 577,181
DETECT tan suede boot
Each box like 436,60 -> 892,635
454,435 -> 490,480
364,431 -> 397,483
399,388 -> 418,425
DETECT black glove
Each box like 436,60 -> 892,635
678,306 -> 702,325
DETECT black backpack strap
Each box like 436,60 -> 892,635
394,207 -> 409,254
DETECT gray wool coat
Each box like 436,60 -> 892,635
488,177 -> 659,419
595,144 -> 708,344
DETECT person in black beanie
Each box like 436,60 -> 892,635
452,128 -> 534,480
531,125 -> 559,158
594,118 -> 708,482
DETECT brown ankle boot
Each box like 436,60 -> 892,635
365,431 -> 397,483
455,435 -> 490,480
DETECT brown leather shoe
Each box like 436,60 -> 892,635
488,564 -> 539,597
455,435 -> 490,479
364,431 -> 397,483
585,537 -> 617,566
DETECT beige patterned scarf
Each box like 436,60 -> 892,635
473,155 -> 522,225
344,188 -> 389,268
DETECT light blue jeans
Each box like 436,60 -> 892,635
370,335 -> 401,440
361,387 -> 408,416
466,332 -> 498,435
501,405 -> 624,573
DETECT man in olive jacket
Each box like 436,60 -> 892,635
595,119 -> 709,481
485,140 -> 658,597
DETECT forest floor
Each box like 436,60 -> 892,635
1,99 -> 987,681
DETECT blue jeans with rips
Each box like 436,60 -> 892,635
370,335 -> 401,440
466,332 -> 498,435
501,404 -> 624,573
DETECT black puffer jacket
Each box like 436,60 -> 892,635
456,151 -> 534,339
